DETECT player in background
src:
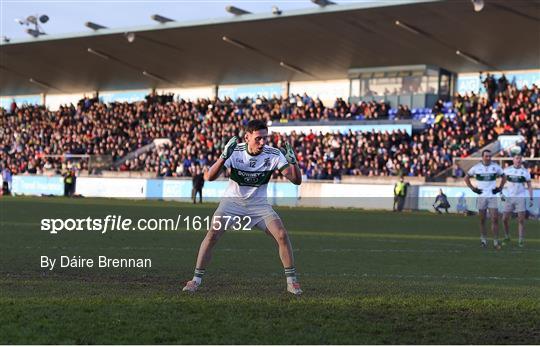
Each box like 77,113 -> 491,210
464,150 -> 506,249
182,120 -> 303,295
502,152 -> 533,247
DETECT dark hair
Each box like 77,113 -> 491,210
245,119 -> 268,133
482,149 -> 491,156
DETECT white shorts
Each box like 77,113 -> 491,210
503,197 -> 527,213
477,196 -> 498,210
213,198 -> 280,231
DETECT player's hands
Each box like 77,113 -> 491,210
280,142 -> 297,165
492,187 -> 502,194
220,136 -> 238,160
530,198 -> 534,208
472,187 -> 483,194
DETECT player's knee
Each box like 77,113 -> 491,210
274,229 -> 289,244
206,230 -> 222,244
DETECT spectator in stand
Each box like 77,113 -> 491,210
395,105 -> 412,120
452,163 -> 465,178
498,74 -> 509,94
483,73 -> 497,103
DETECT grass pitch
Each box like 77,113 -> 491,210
0,196 -> 539,344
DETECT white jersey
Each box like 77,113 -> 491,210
503,165 -> 531,198
223,143 -> 289,200
467,162 -> 504,197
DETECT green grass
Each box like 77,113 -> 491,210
0,196 -> 539,344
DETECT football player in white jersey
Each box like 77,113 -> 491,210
183,120 -> 303,295
464,150 -> 506,249
502,153 -> 533,247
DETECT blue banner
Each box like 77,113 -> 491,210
147,178 -> 299,203
12,175 -> 64,196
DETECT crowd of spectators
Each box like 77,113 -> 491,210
1,84 -> 538,181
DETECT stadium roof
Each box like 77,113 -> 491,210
1,0 -> 539,96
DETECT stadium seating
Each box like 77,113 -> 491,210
1,84 -> 538,180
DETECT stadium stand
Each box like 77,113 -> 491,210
1,84 -> 538,180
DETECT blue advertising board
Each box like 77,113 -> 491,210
12,175 -> 64,196
147,178 -> 299,204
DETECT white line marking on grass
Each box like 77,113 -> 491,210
369,273 -> 540,282
319,248 -> 466,253
303,272 -> 540,282
314,248 -> 540,254
291,230 -> 540,243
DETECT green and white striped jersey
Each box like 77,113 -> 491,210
223,143 -> 289,199
503,165 -> 531,197
467,162 -> 504,197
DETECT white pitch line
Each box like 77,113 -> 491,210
318,248 -> 465,253
302,272 -> 540,282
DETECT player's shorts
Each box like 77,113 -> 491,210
213,198 -> 280,231
503,197 -> 526,213
476,196 -> 498,210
